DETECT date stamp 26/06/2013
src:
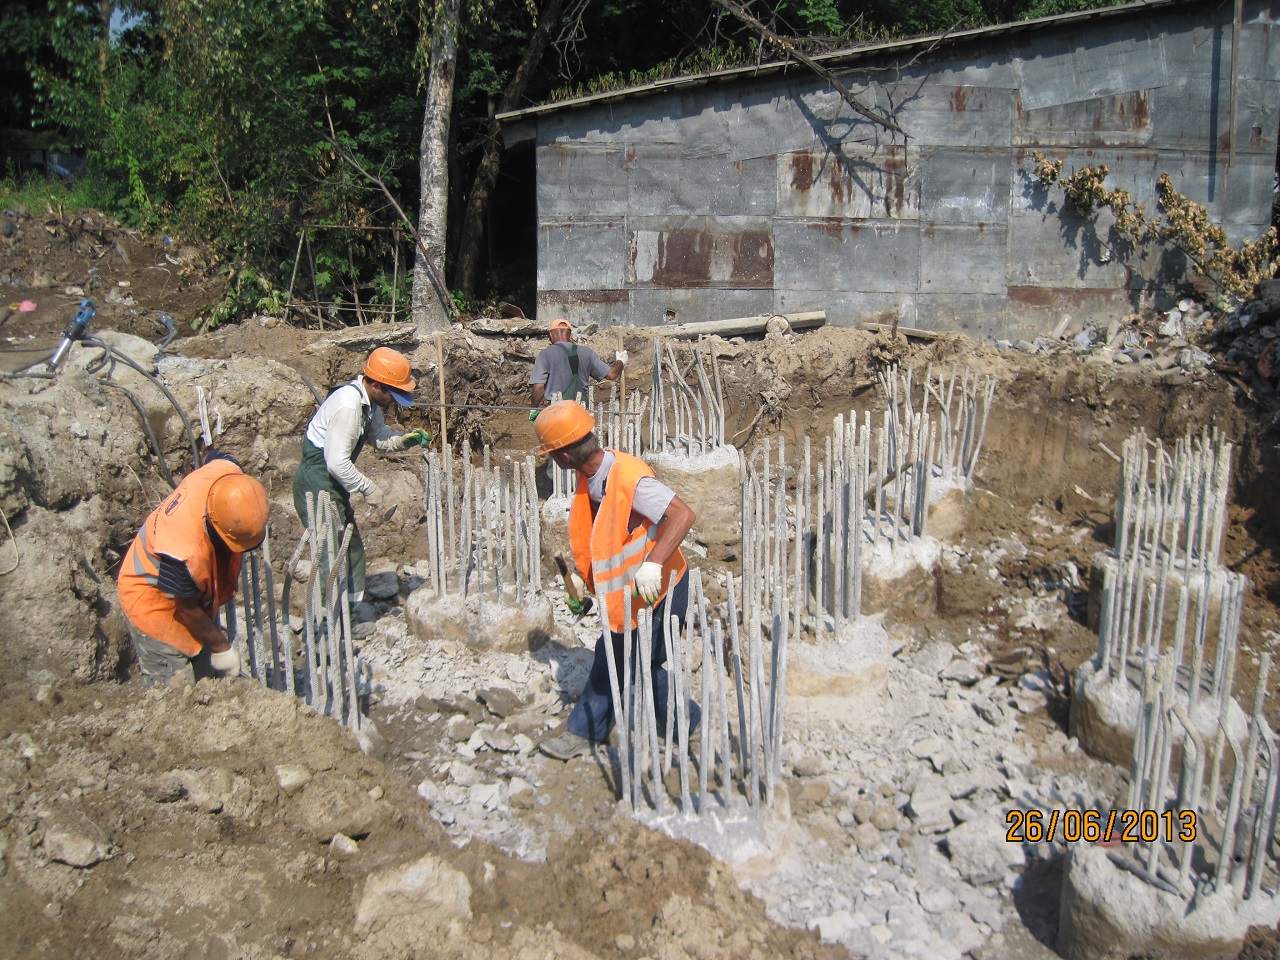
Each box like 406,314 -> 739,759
1005,809 -> 1198,844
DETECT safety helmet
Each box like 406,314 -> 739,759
549,319 -> 572,332
206,473 -> 270,552
362,347 -> 416,392
534,399 -> 595,455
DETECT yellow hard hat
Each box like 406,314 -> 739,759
206,473 -> 269,552
363,347 -> 416,392
534,399 -> 594,455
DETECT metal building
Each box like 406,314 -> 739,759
498,0 -> 1280,340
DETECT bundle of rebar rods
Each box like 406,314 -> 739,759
421,446 -> 543,601
1097,426 -> 1279,907
648,337 -> 727,453
600,566 -> 788,819
225,491 -> 368,731
1114,428 -> 1232,572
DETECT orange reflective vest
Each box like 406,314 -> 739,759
570,450 -> 687,633
117,460 -> 244,656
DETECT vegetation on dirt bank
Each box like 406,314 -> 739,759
3,0 -> 1140,329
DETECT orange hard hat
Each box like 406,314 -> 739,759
549,319 -> 572,332
363,347 -> 416,392
206,473 -> 270,552
534,399 -> 594,455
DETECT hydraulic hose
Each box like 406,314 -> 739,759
96,378 -> 176,488
83,335 -> 200,465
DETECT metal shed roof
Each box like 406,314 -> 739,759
496,0 -> 1200,123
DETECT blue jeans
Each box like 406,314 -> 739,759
567,572 -> 701,742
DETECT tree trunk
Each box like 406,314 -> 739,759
412,0 -> 461,333
452,0 -> 566,300
98,0 -> 113,106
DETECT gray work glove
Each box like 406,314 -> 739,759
210,647 -> 241,677
361,482 -> 396,523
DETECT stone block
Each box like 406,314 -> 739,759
353,853 -> 472,938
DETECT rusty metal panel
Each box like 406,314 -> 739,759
920,223 -> 1008,295
913,293 -> 1014,339
1161,153 -> 1276,225
536,289 -> 630,327
774,220 -> 920,293
777,145 -> 921,220
725,84 -> 822,161
893,85 -> 1017,148
624,287 -> 775,327
1006,205 -> 1131,288
1016,26 -> 1167,111
1014,91 -> 1155,148
628,217 -> 774,288
627,148 -> 777,217
538,220 -> 628,290
536,145 -> 629,217
920,149 -> 1012,222
1005,285 -> 1133,334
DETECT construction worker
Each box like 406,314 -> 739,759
533,400 -> 699,760
292,346 -> 428,604
528,319 -> 626,410
117,457 -> 269,686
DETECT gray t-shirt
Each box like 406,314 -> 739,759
587,451 -> 675,526
528,342 -> 613,400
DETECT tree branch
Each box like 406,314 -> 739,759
712,0 -> 907,138
319,125 -> 459,323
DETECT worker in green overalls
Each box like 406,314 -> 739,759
292,346 -> 428,602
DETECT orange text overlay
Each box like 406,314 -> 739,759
1005,809 -> 1197,844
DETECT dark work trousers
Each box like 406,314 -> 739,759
566,571 -> 701,743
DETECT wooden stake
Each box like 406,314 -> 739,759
436,333 -> 447,450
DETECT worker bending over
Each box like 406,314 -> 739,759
292,346 -> 428,603
534,400 -> 699,760
528,319 -> 626,409
117,456 -> 269,686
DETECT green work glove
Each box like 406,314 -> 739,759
529,409 -> 540,423
400,428 -> 431,449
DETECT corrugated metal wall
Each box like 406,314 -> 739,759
519,2 -> 1279,339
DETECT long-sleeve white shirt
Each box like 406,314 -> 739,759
304,378 -> 402,495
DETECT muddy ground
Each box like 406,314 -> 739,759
2,208 -> 1280,958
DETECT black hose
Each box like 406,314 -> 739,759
298,370 -> 323,407
96,378 -> 176,487
83,335 -> 200,466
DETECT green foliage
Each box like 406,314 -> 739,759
197,267 -> 287,332
0,164 -> 120,215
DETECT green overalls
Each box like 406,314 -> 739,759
292,384 -> 372,600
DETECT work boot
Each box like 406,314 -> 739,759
539,730 -> 593,761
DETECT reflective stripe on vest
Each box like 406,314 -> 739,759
569,450 -> 686,633
116,460 -> 245,656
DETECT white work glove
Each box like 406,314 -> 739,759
632,561 -> 663,604
615,350 -> 629,365
210,646 -> 241,677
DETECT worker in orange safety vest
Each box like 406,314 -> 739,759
117,456 -> 269,686
532,399 -> 700,761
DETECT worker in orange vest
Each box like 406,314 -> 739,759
117,456 -> 269,686
533,400 -> 699,760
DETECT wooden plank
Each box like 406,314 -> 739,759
862,322 -> 940,341
662,310 -> 826,340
